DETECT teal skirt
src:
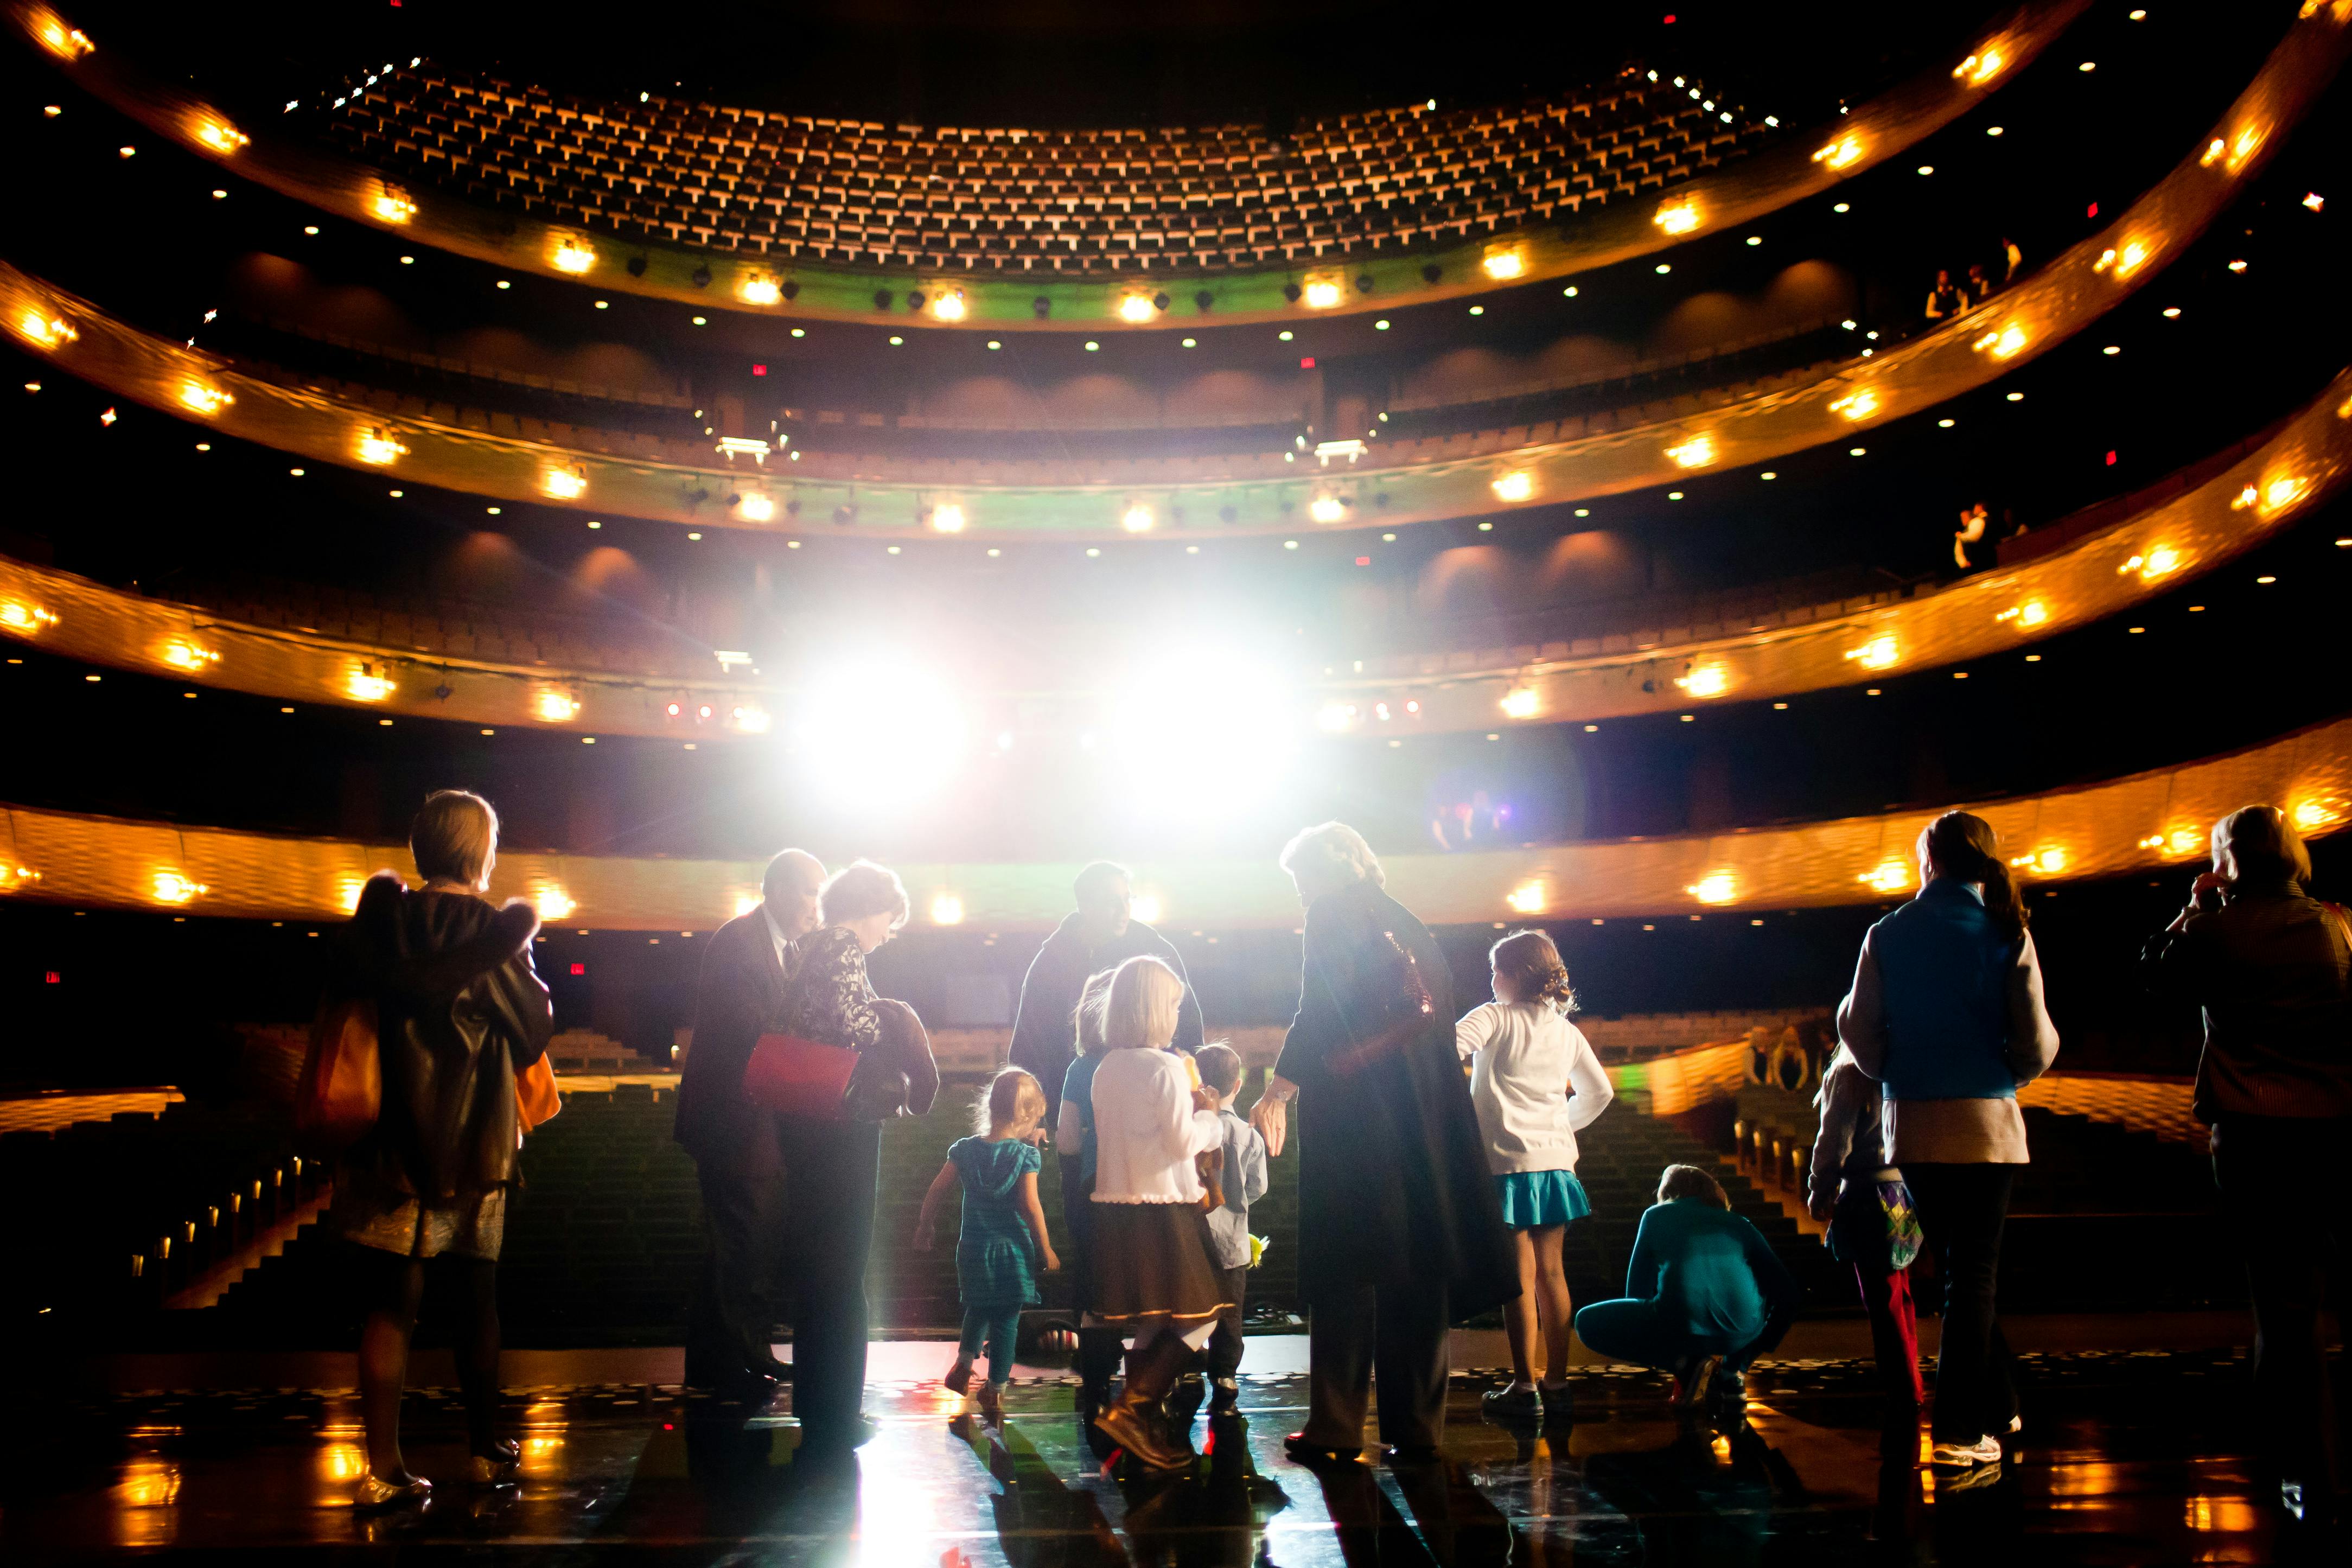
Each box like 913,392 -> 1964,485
1494,1169 -> 1591,1229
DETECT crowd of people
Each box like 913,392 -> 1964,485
310,788 -> 2349,1525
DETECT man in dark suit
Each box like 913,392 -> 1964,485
675,848 -> 825,1394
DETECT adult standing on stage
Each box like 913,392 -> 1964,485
1838,810 -> 2058,1475
2143,805 -> 2352,1525
674,848 -> 826,1397
1250,823 -> 1517,1465
769,859 -> 939,1452
1009,861 -> 1204,1120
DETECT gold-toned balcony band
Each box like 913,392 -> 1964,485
3,368 -> 2344,738
5,8 -> 2346,536
10,0 -> 2089,329
3,712 -> 2345,929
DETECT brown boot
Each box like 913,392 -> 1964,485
1093,1334 -> 1197,1473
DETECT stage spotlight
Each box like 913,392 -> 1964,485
1121,505 -> 1154,533
1105,648 -> 1299,826
741,276 -> 782,305
1482,248 -> 1525,280
552,238 -> 596,275
931,290 -> 966,321
1119,293 -> 1157,323
930,893 -> 965,926
1309,496 -> 1346,523
931,503 -> 967,533
1491,470 -> 1534,502
1303,279 -> 1343,309
739,493 -> 775,522
543,467 -> 588,500
791,660 -> 970,813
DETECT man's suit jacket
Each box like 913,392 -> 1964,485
673,906 -> 789,1162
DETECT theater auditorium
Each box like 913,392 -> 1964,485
4,0 -> 2351,1559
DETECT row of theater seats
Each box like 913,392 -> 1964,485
184,1076 -> 1830,1348
319,67 -> 1770,267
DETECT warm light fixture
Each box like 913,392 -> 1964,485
1859,861 -> 1911,895
356,428 -> 405,465
161,639 -> 219,671
2261,475 -> 2311,513
1500,687 -> 1540,719
550,237 -> 596,275
1506,882 -> 1547,915
34,12 -> 94,59
534,691 -> 581,723
2010,847 -> 2067,875
1303,278 -> 1343,309
1973,323 -> 2028,359
1117,294 -> 1157,323
2294,800 -> 2337,831
1120,505 -> 1154,534
737,275 -> 782,306
1813,136 -> 1863,170
930,893 -> 965,926
1996,601 -> 2049,628
543,468 -> 587,500
1129,892 -> 1163,925
1844,634 -> 1899,670
739,493 -> 775,522
371,188 -> 417,224
931,503 -> 967,533
730,704 -> 772,735
15,310 -> 76,349
1653,200 -> 1700,235
1686,872 -> 1737,906
2226,123 -> 2265,173
1481,248 -> 1526,281
0,600 -> 58,634
1829,388 -> 1879,422
1309,496 -> 1346,524
1675,664 -> 1729,698
346,665 -> 394,702
930,290 -> 966,321
194,117 -> 247,154
2118,545 -> 2181,581
177,380 -> 232,416
1491,470 -> 1535,502
152,871 -> 206,906
1666,434 -> 1717,469
1952,49 -> 2004,85
1317,703 -> 1358,732
534,885 -> 577,921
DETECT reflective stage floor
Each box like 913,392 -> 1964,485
5,1342 -> 2338,1565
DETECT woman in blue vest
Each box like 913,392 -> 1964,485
1838,810 -> 2059,1473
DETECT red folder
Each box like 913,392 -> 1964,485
742,1032 -> 858,1120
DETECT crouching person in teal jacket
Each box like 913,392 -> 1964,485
1573,1164 -> 1801,1423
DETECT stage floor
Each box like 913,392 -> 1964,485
5,1339 -> 2335,1564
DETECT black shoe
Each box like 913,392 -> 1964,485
1166,1373 -> 1207,1426
1283,1433 -> 1363,1468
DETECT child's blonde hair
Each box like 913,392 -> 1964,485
1101,955 -> 1184,1051
1490,928 -> 1577,1014
977,1068 -> 1047,1136
1072,968 -> 1117,1059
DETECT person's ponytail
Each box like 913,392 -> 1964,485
1489,929 -> 1579,1015
1920,810 -> 2028,946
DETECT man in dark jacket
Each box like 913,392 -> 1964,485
1008,861 -> 1204,1121
675,848 -> 825,1394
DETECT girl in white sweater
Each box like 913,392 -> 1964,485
1086,955 -> 1231,1470
1455,929 -> 1615,1416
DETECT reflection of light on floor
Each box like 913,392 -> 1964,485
2047,1459 -> 2122,1510
2185,1494 -> 2258,1532
318,1440 -> 367,1484
854,1445 -> 947,1568
522,1399 -> 569,1477
113,1459 -> 181,1548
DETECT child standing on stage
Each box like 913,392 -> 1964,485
1193,1042 -> 1269,1413
1455,929 -> 1616,1418
914,1068 -> 1059,1419
1808,1044 -> 1926,1412
1087,955 -> 1233,1470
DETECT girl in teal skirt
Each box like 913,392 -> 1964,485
914,1068 -> 1059,1418
1454,929 -> 1616,1417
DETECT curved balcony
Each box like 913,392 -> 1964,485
11,0 -> 2088,330
2,710 -> 2344,928
4,365 -> 2344,740
9,5 -> 2342,538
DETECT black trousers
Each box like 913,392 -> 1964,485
2212,1114 -> 2351,1494
685,1119 -> 784,1384
1302,1278 -> 1450,1450
1206,1263 -> 1248,1381
1904,1162 -> 2017,1445
775,1116 -> 881,1431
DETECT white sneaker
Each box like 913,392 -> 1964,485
1930,1436 -> 2003,1468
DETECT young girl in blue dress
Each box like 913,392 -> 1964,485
914,1068 -> 1060,1418
1455,929 -> 1616,1417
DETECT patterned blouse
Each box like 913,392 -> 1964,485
773,925 -> 884,1050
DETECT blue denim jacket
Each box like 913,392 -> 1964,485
1869,880 -> 2023,1101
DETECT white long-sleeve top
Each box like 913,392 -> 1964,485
1454,1001 -> 1616,1175
1088,1047 -> 1223,1204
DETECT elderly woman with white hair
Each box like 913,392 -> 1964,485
1251,822 -> 1516,1466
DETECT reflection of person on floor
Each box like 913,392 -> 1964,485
916,1068 -> 1060,1422
1572,1165 -> 1799,1420
1808,1046 -> 1927,1413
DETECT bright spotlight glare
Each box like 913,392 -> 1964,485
1106,649 -> 1297,825
793,662 -> 968,812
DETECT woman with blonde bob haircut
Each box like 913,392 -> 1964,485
1083,955 -> 1231,1470
2145,804 -> 2351,1520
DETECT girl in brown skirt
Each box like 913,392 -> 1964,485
1086,955 -> 1234,1469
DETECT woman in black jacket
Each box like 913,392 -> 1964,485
332,789 -> 552,1507
1250,822 -> 1517,1465
2143,804 -> 2352,1523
